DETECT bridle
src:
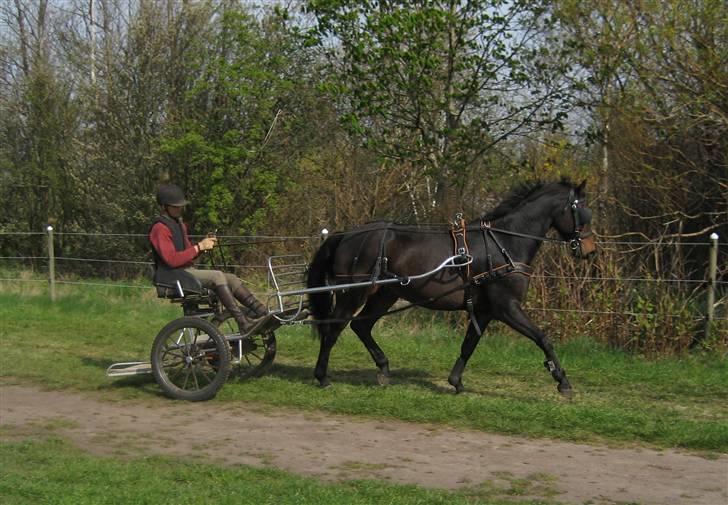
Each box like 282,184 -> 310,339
565,188 -> 593,257
467,188 -> 593,258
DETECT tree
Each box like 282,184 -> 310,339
159,4 -> 332,235
554,0 -> 727,276
304,0 -> 575,218
0,0 -> 79,260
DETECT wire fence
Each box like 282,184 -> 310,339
2,230 -> 726,328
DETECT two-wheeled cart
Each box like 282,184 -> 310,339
107,253 -> 471,401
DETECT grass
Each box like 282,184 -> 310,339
0,438 -> 555,505
1,281 -> 727,454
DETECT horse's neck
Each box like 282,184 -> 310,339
493,206 -> 555,262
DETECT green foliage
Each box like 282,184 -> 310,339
153,5 -> 329,235
304,0 -> 578,215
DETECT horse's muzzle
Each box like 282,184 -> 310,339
573,230 -> 597,258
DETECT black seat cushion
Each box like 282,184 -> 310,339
152,268 -> 203,299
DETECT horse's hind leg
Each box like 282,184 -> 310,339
349,290 -> 398,385
315,324 -> 345,388
314,291 -> 365,388
448,314 -> 492,394
500,301 -> 573,398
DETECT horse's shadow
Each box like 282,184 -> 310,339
90,355 -> 456,396
263,362 -> 455,394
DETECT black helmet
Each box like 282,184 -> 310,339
156,183 -> 189,206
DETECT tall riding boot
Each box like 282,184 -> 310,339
214,285 -> 256,335
233,286 -> 268,318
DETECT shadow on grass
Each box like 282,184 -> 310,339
81,356 -> 162,398
90,354 -> 542,403
81,356 -> 117,370
264,362 -> 456,394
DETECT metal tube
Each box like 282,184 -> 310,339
274,254 -> 473,299
705,233 -> 719,340
47,225 -> 56,301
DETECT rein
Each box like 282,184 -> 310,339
466,223 -> 568,244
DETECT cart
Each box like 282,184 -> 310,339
107,253 -> 471,401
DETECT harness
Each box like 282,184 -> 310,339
327,190 -> 591,333
472,220 -> 533,283
447,189 -> 591,334
450,214 -> 480,334
341,223 -> 398,283
450,214 -> 533,336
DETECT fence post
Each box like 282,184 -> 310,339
47,225 -> 56,301
705,232 -> 719,340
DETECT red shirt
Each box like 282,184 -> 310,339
149,220 -> 200,268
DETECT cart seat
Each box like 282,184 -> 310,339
155,283 -> 202,299
152,269 -> 204,299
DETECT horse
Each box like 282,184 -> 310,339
306,178 -> 596,397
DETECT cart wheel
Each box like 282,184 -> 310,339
151,317 -> 230,401
213,313 -> 277,379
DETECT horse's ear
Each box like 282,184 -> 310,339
577,179 -> 587,192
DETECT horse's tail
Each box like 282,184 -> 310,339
307,233 -> 344,334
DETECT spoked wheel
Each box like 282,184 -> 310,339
213,313 -> 277,379
151,317 -> 230,401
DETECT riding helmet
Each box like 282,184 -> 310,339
156,183 -> 189,207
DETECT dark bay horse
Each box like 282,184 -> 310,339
306,179 -> 596,397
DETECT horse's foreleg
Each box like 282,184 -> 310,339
448,314 -> 491,394
350,291 -> 398,385
499,302 -> 573,398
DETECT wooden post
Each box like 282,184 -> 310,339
705,233 -> 719,340
47,225 -> 56,301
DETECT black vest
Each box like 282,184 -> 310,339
149,215 -> 202,293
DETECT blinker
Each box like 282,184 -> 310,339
577,207 -> 592,226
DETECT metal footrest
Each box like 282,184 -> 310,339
106,361 -> 152,377
239,307 -> 310,338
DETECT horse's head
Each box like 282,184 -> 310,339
552,180 -> 596,259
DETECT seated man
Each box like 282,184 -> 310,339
148,183 -> 267,334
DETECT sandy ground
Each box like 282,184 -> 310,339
0,383 -> 726,505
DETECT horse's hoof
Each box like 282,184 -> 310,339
317,378 -> 331,389
376,372 -> 389,386
558,385 -> 574,399
448,376 -> 464,394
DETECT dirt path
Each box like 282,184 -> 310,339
1,383 -> 726,505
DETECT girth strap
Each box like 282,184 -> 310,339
471,262 -> 532,285
451,213 -> 480,335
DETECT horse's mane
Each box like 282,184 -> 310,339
482,177 -> 575,221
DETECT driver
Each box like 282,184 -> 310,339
148,183 -> 268,334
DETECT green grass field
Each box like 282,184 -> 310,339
2,281 -> 726,454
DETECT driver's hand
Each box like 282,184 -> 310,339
198,237 -> 217,251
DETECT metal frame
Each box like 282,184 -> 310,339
266,253 -> 473,322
